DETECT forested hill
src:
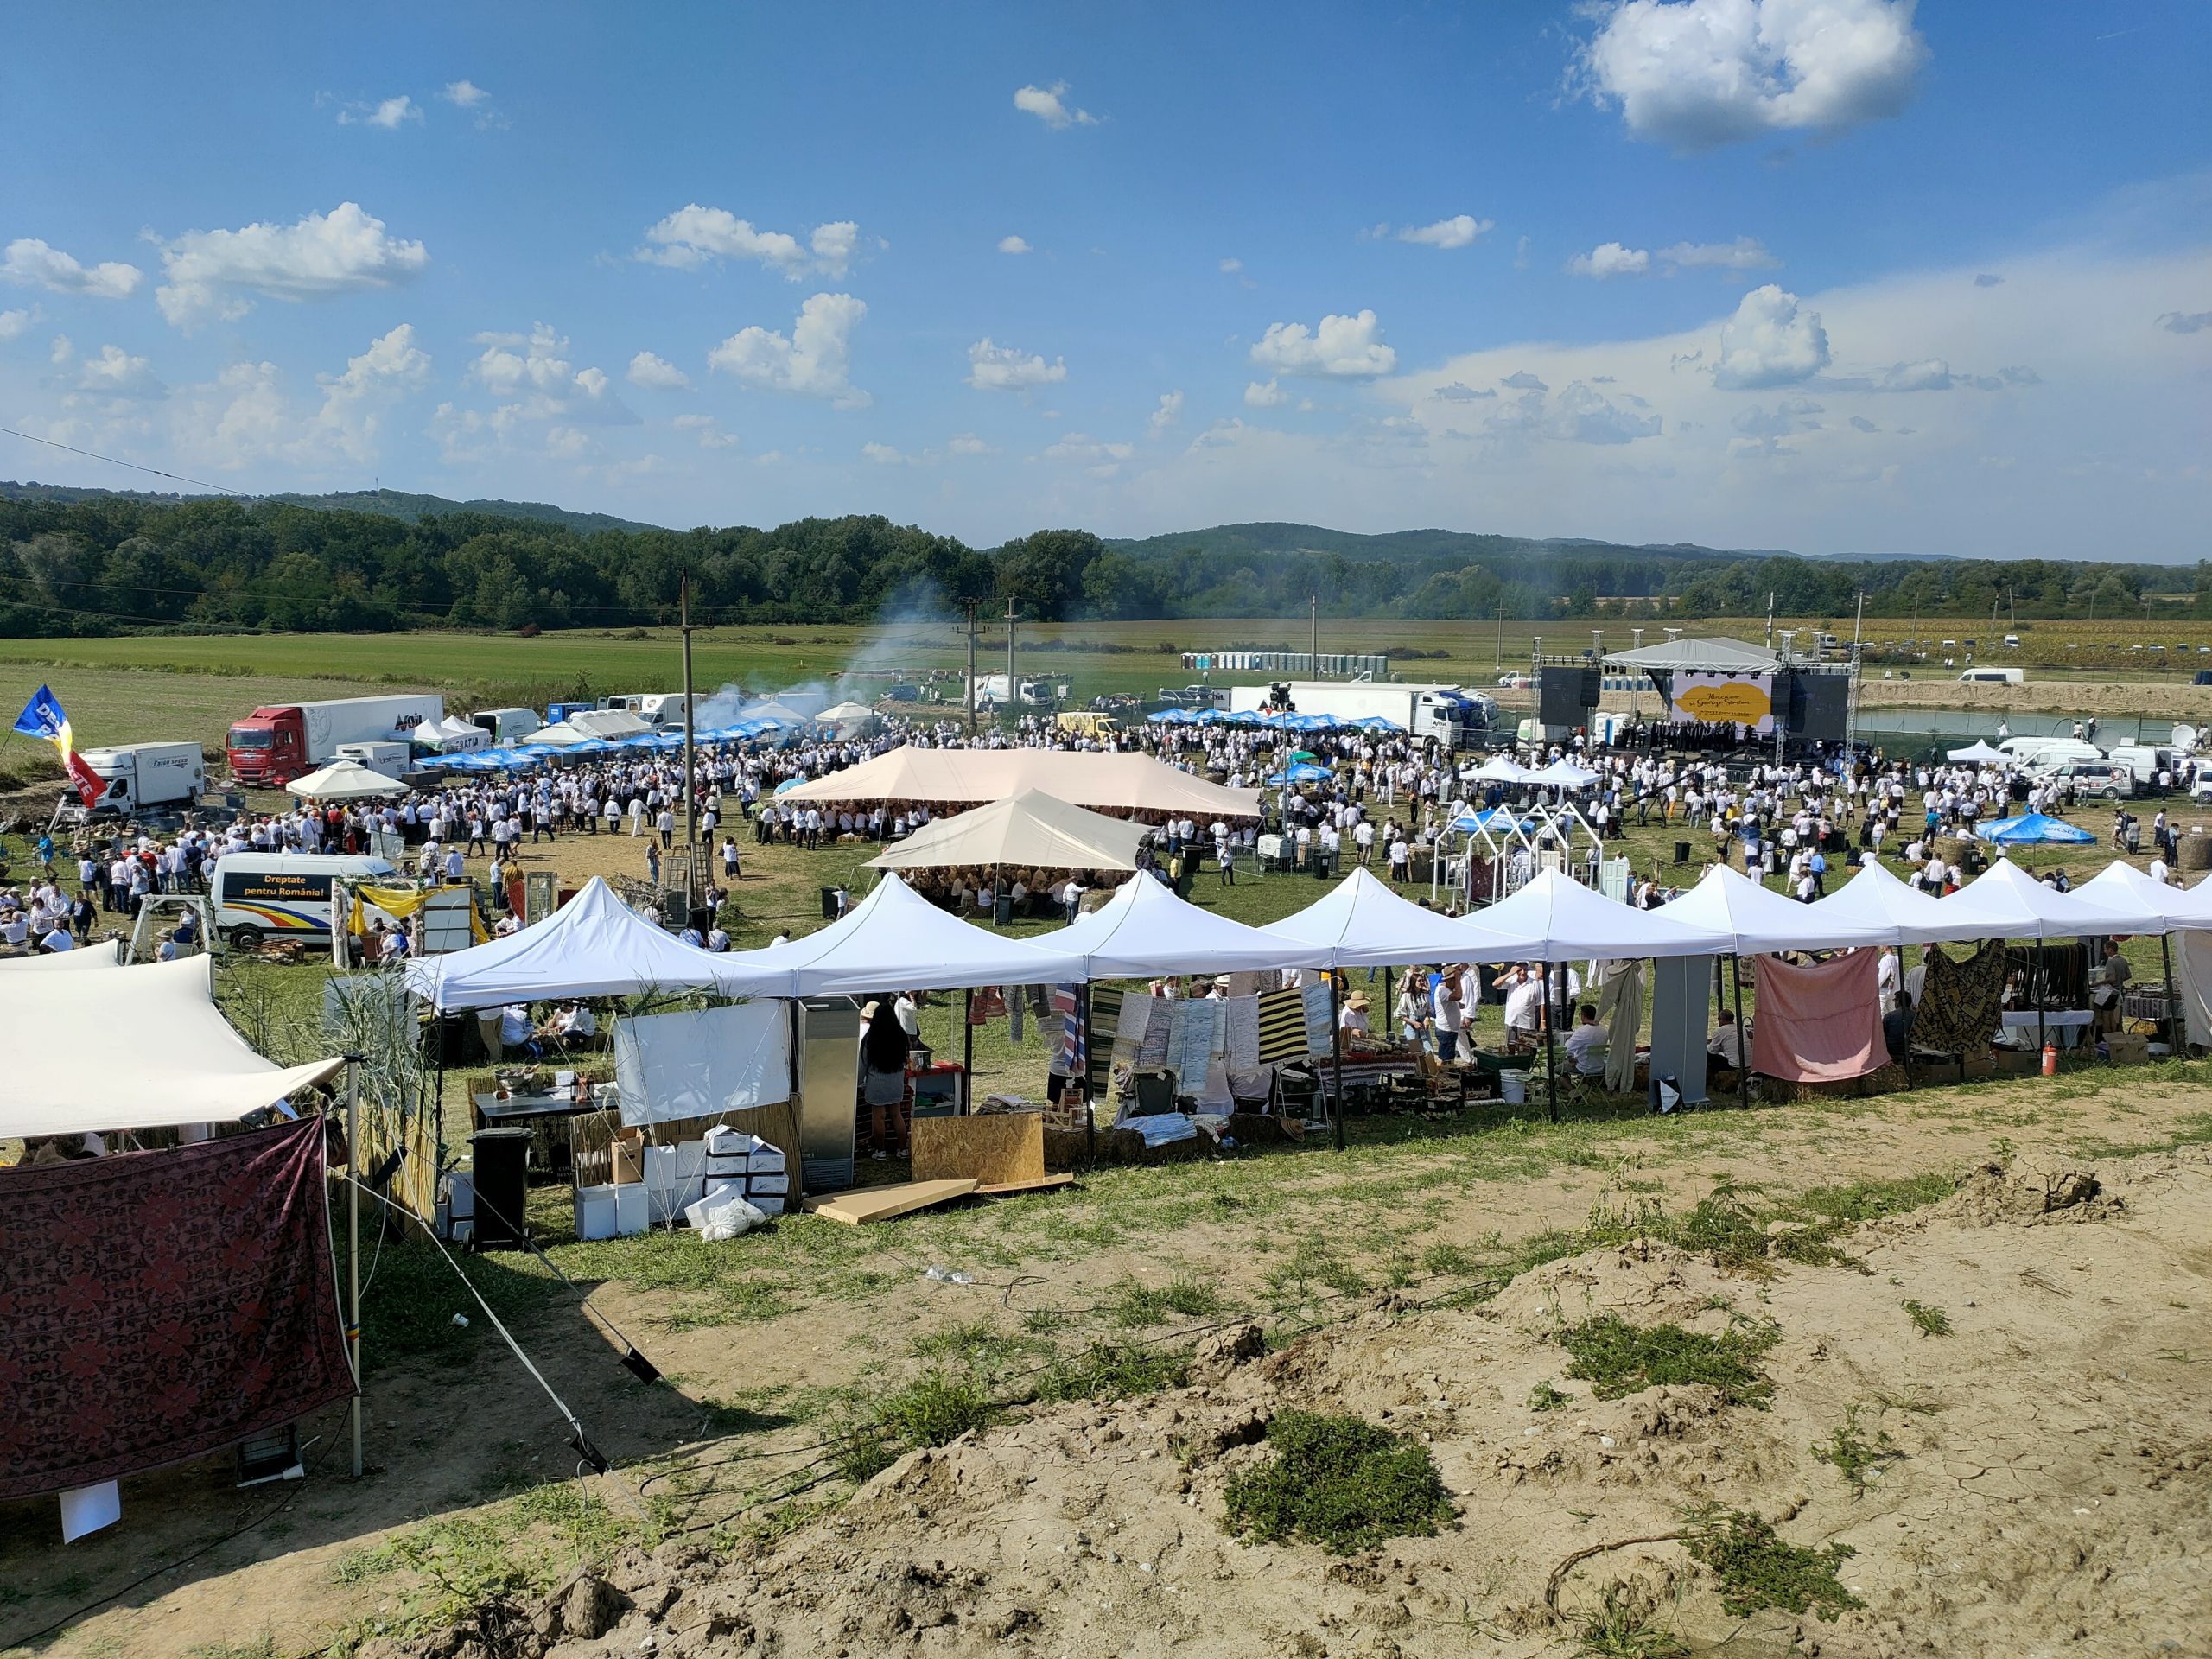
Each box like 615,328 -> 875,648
0,486 -> 2201,638
0,480 -> 661,536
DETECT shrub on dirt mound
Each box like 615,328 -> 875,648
1223,1410 -> 1457,1554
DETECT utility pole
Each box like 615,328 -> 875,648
963,599 -> 979,736
1764,592 -> 1776,651
1004,598 -> 1017,716
1630,626 -> 1644,722
1309,593 -> 1319,674
680,575 -> 698,910
1496,606 -> 1504,671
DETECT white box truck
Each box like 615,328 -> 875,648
71,741 -> 206,817
226,694 -> 445,787
1227,681 -> 1496,748
470,706 -> 543,744
334,741 -> 413,780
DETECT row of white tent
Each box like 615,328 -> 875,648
401,855 -> 2201,1013
1465,755 -> 1600,789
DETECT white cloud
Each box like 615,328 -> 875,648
1580,0 -> 1928,150
75,344 -> 166,401
470,322 -> 574,397
1148,390 -> 1184,435
1869,358 -> 1951,391
0,308 -> 29,341
1397,215 -> 1492,250
1660,236 -> 1780,270
1039,432 -> 1134,476
1014,81 -> 1097,129
709,292 -> 870,407
311,322 -> 431,458
1250,309 -> 1396,378
638,206 -> 862,280
1568,241 -> 1651,279
1244,378 -> 1289,408
1974,273 -> 2005,288
1501,370 -> 1549,391
862,441 -> 914,466
338,95 -> 422,130
166,325 -> 431,472
545,424 -> 590,461
573,365 -> 611,399
48,334 -> 70,363
2158,310 -> 2211,334
626,350 -> 693,391
672,412 -> 739,450
154,202 -> 429,328
966,337 -> 1067,392
947,432 -> 997,455
1713,283 -> 1830,388
997,235 -> 1033,255
442,79 -> 488,107
2,238 -> 144,298
1219,257 -> 1243,274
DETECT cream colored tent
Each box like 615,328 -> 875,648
779,747 -> 1261,820
285,760 -> 405,801
866,789 -> 1150,874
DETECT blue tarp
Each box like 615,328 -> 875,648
1266,761 -> 1336,785
1977,812 -> 2098,846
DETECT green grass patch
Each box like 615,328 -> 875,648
829,1369 -> 1001,1484
1683,1507 -> 1862,1620
1222,1411 -> 1457,1554
1555,1314 -> 1779,1408
1810,1403 -> 1900,1497
1577,1581 -> 1688,1658
1529,1380 -> 1573,1413
1903,1299 -> 1952,1338
1036,1340 -> 1194,1403
1106,1274 -> 1224,1328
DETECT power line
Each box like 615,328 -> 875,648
0,425 -> 250,499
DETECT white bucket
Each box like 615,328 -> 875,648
1500,1071 -> 1528,1104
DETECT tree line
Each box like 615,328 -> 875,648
0,493 -> 2203,637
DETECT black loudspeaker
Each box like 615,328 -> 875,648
1770,671 -> 1794,722
1538,671 -> 1590,725
1789,672 -> 1850,744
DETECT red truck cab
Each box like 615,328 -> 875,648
227,706 -> 307,787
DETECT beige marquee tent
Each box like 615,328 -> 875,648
779,747 -> 1261,821
865,789 -> 1150,874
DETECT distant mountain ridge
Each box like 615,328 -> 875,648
0,480 -> 665,536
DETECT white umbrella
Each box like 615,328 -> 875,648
285,760 -> 405,802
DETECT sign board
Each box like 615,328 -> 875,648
613,1003 -> 792,1126
523,872 -> 559,927
1669,671 -> 1776,734
422,887 -> 477,955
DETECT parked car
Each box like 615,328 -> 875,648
2038,760 -> 2133,801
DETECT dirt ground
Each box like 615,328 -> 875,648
8,1069 -> 2209,1659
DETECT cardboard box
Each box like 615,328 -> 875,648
747,1193 -> 786,1217
746,1171 -> 790,1196
1961,1052 -> 1996,1080
610,1130 -> 644,1185
1909,1059 -> 1961,1087
2106,1032 -> 2150,1065
746,1146 -> 786,1173
1994,1046 -> 2042,1077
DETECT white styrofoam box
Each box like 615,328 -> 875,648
747,1193 -> 785,1217
672,1139 -> 708,1181
443,1170 -> 475,1222
641,1145 -> 681,1187
575,1185 -> 619,1242
702,1127 -> 758,1156
745,1145 -> 786,1173
646,1183 -> 695,1227
745,1171 -> 790,1196
613,1183 -> 650,1236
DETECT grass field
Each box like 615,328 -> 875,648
10,613 -> 2212,758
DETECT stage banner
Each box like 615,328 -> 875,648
1669,671 -> 1775,734
0,1118 -> 354,1500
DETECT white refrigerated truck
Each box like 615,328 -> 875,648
1227,681 -> 1496,747
68,741 -> 207,817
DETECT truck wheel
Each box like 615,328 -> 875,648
229,925 -> 264,951
2101,786 -> 2120,801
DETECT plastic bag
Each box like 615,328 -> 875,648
688,1184 -> 767,1241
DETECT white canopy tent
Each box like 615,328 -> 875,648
1941,857 -> 2162,940
286,760 -> 406,802
777,747 -> 1262,821
1799,859 -> 1964,948
1657,866 -> 1897,955
1456,868 -> 1728,963
1262,867 -> 1498,968
865,789 -> 1150,874
403,876 -> 764,1011
1527,760 -> 1599,789
1467,754 -> 1541,785
817,700 -> 876,722
1050,872 -> 1331,978
2082,861 -> 2199,932
1947,740 -> 2011,765
0,944 -> 122,970
3,956 -> 343,1139
715,873 -> 1088,996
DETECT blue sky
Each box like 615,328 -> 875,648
2,1 -> 2207,557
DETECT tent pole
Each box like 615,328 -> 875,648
346,1058 -> 363,1479
2035,934 -> 2047,1054
1329,971 -> 1346,1151
963,987 -> 975,1112
1732,956 -> 1749,1110
1543,963 -> 1560,1123
1080,982 -> 1096,1166
2161,931 -> 2175,1050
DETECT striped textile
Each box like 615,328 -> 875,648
1087,988 -> 1122,1096
1255,987 -> 1306,1065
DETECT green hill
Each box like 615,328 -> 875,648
0,480 -> 664,536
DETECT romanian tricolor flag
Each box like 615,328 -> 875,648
12,684 -> 104,807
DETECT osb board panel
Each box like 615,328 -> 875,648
804,1179 -> 978,1224
910,1112 -> 1046,1186
975,1173 -> 1076,1197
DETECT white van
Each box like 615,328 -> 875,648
211,853 -> 399,950
1999,736 -> 2103,769
1958,667 -> 2024,685
2105,745 -> 2177,786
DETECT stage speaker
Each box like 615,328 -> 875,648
1789,671 -> 1850,743
1537,670 -> 1597,725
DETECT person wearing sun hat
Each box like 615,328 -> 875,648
1338,991 -> 1370,1037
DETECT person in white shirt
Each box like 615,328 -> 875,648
1430,971 -> 1464,1062
1563,1004 -> 1608,1075
1503,968 -> 1545,1052
1338,992 -> 1370,1036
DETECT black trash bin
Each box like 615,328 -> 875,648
467,1128 -> 532,1251
819,885 -> 841,920
1673,840 -> 1691,865
994,893 -> 1014,925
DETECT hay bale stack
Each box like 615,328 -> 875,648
2182,830 -> 2212,873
